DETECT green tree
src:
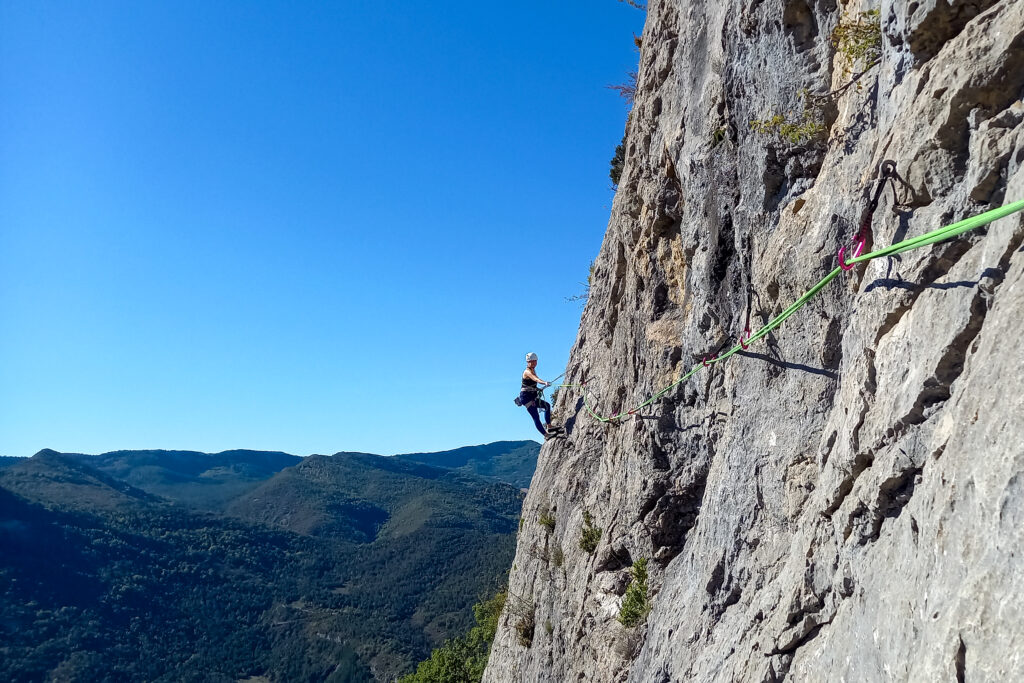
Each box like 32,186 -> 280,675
399,589 -> 507,683
618,558 -> 651,627
579,510 -> 602,554
610,137 -> 626,187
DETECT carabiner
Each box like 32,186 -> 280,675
838,237 -> 865,271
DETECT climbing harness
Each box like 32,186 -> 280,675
557,198 -> 1024,423
515,349 -> 565,406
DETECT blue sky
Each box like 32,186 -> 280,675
0,1 -> 646,457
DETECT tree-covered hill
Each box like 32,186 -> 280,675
0,449 -> 165,510
41,441 -> 540,512
0,480 -> 368,682
0,447 -> 527,681
63,449 -> 303,510
228,453 -> 520,541
395,440 -> 540,489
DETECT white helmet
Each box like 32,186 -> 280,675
525,352 -> 538,362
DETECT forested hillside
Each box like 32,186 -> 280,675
0,445 -> 530,681
396,441 -> 539,489
63,448 -> 303,509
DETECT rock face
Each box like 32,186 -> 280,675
485,1 -> 1024,681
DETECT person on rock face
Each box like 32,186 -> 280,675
520,352 -> 561,438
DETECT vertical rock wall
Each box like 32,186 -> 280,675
485,0 -> 1024,681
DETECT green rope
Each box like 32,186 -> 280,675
563,199 -> 1024,423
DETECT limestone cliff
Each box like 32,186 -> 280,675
485,1 -> 1024,681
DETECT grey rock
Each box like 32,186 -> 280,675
485,1 -> 1024,681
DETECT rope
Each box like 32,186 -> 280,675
547,371 -> 566,385
557,199 -> 1024,423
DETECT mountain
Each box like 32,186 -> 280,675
64,449 -> 302,510
228,453 -> 519,543
0,446 -> 527,681
0,449 -> 164,510
0,455 -> 24,468
484,3 -> 1024,682
396,440 -> 540,489
51,442 -> 539,512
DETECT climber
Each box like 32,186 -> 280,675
518,353 -> 561,438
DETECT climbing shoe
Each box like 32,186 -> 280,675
544,424 -> 564,438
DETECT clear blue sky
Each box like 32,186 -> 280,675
0,1 -> 646,457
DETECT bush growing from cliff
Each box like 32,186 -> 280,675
473,590 -> 506,642
399,589 -> 507,683
566,260 -> 596,305
579,510 -> 602,554
749,98 -> 827,145
832,9 -> 881,76
610,135 -> 626,187
515,611 -> 535,648
538,507 -> 556,533
607,71 -> 638,105
749,10 -> 881,146
501,593 -> 537,648
710,124 -> 727,148
618,558 -> 651,627
607,1 -> 641,188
